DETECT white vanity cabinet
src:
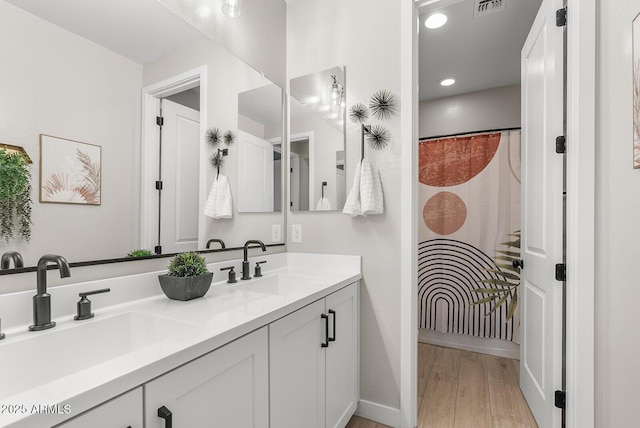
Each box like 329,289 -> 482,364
269,283 -> 358,428
144,327 -> 269,428
55,387 -> 143,428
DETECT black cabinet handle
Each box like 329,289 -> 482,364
321,314 -> 329,348
158,405 -> 172,428
328,309 -> 336,342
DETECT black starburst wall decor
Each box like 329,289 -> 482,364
205,127 -> 222,148
205,127 -> 234,176
349,90 -> 398,156
349,103 -> 369,124
365,125 -> 390,150
369,89 -> 398,120
223,130 -> 236,146
206,127 -> 236,148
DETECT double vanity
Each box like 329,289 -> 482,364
0,253 -> 361,428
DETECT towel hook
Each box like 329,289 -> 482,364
216,148 -> 229,178
361,124 -> 371,161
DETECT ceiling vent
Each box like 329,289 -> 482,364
474,0 -> 506,18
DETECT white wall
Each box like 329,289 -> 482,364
287,0 -> 402,415
143,37 -> 284,248
596,1 -> 640,426
419,84 -> 521,138
0,1 -> 142,267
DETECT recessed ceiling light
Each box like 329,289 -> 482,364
439,78 -> 456,87
425,13 -> 448,29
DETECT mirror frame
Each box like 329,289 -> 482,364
0,243 -> 285,276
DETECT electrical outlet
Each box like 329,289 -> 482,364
291,224 -> 302,243
271,224 -> 282,242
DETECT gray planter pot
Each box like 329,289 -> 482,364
158,272 -> 214,301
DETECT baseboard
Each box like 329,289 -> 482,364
354,399 -> 401,427
418,328 -> 520,359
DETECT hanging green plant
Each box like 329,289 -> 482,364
0,148 -> 33,242
472,230 -> 521,320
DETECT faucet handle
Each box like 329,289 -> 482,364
74,288 -> 111,320
254,261 -> 267,278
220,266 -> 237,283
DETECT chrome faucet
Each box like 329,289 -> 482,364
206,238 -> 226,249
1,251 -> 24,269
29,254 -> 71,331
242,240 -> 266,280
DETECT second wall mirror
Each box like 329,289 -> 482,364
289,66 -> 346,212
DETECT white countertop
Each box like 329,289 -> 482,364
0,252 -> 361,427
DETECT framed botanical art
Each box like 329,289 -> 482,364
633,12 -> 640,167
39,134 -> 102,205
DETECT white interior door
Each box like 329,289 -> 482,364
237,130 -> 274,212
520,0 -> 564,426
160,99 -> 200,253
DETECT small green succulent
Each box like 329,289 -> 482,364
128,249 -> 153,257
167,252 -> 209,277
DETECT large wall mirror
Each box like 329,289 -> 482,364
289,66 -> 347,212
0,0 -> 285,273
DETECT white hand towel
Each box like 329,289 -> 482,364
342,159 -> 363,216
204,174 -> 233,219
315,197 -> 332,211
342,159 -> 383,217
360,158 -> 383,215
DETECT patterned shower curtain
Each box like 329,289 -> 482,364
418,130 -> 521,342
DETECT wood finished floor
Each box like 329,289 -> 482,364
346,343 -> 538,428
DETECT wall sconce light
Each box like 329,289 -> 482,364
222,0 -> 241,17
330,75 -> 344,106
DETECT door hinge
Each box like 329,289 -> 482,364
556,7 -> 567,27
556,136 -> 566,154
554,390 -> 566,409
156,116 -> 164,127
555,263 -> 566,281
155,180 -> 163,190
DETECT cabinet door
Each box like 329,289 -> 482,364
145,327 -> 269,428
270,299 -> 326,428
56,387 -> 142,428
326,283 -> 359,428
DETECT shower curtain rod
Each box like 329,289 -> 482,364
419,126 -> 521,142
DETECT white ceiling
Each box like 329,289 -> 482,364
418,0 -> 542,101
8,0 -> 541,104
5,0 -> 206,65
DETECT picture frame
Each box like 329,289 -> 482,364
633,12 -> 640,168
39,134 -> 102,205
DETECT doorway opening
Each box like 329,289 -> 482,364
404,1 -> 596,427
140,66 -> 208,253
415,0 -> 545,424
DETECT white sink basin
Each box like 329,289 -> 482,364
0,312 -> 195,400
231,274 -> 322,295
